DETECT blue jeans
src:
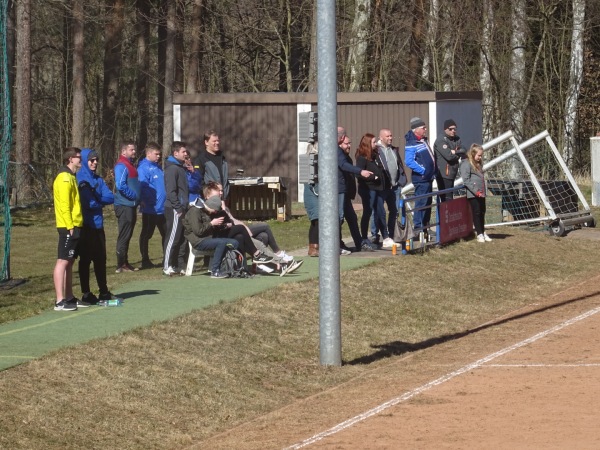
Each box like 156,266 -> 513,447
338,193 -> 345,221
195,238 -> 239,272
370,186 -> 400,239
372,190 -> 389,239
413,181 -> 433,230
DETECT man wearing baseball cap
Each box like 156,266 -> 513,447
434,119 -> 466,202
404,117 -> 436,236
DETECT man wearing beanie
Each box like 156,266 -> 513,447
405,117 -> 436,235
434,119 -> 466,202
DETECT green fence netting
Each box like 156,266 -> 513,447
0,0 -> 12,283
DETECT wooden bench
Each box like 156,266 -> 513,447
185,242 -> 215,276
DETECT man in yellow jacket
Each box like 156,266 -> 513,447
52,147 -> 83,311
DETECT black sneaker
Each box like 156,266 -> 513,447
54,299 -> 78,311
99,291 -> 121,302
140,261 -> 156,270
78,293 -> 98,307
253,252 -> 273,264
361,240 -> 376,252
121,263 -> 139,272
211,270 -> 228,279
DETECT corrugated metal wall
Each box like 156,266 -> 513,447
176,92 -> 479,202
338,102 -> 429,165
181,103 -> 299,198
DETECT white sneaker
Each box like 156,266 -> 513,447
483,233 -> 492,242
257,264 -> 274,274
340,248 -> 351,256
382,237 -> 395,248
476,234 -> 485,243
163,266 -> 176,276
281,259 -> 304,276
277,251 -> 294,263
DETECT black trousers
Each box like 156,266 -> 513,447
114,205 -> 137,267
343,196 -> 362,248
468,197 -> 486,235
220,224 -> 258,256
163,206 -> 186,270
309,219 -> 319,245
78,226 -> 108,295
139,213 -> 166,263
436,176 -> 456,202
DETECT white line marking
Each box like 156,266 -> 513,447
284,305 -> 600,449
486,364 -> 600,368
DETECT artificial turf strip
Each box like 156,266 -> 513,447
0,257 -> 374,371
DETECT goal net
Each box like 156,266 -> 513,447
460,130 -> 593,235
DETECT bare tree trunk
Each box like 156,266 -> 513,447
278,0 -> 292,92
101,0 -> 124,169
307,0 -> 317,92
421,0 -> 437,87
480,0 -> 494,142
563,0 -> 585,167
440,3 -> 453,91
174,0 -> 184,93
15,0 -> 31,203
162,0 -> 176,156
157,0 -> 166,144
347,0 -> 371,92
508,0 -> 527,140
71,0 -> 84,147
406,0 -> 425,91
136,0 -> 150,150
186,0 -> 203,94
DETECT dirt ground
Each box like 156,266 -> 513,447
197,229 -> 600,450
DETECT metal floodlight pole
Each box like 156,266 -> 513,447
317,0 -> 341,366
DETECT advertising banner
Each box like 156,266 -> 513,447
438,197 -> 473,244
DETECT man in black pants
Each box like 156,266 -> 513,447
138,142 -> 166,268
163,141 -> 190,276
113,141 -> 141,273
77,148 -> 121,305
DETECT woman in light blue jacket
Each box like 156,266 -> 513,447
460,144 -> 492,243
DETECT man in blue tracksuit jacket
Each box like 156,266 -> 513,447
137,142 -> 166,269
404,117 -> 436,234
113,140 -> 141,272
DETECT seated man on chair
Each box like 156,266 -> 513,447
183,189 -> 240,279
184,184 -> 274,278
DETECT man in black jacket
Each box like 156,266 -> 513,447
193,130 -> 229,203
163,141 -> 190,276
340,134 -> 362,252
434,119 -> 466,202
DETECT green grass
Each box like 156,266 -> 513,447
2,197 -> 600,448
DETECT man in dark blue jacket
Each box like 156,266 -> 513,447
163,141 -> 190,276
113,140 -> 141,273
77,148 -> 119,305
404,117 -> 436,234
337,127 -> 372,255
137,142 -> 166,269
